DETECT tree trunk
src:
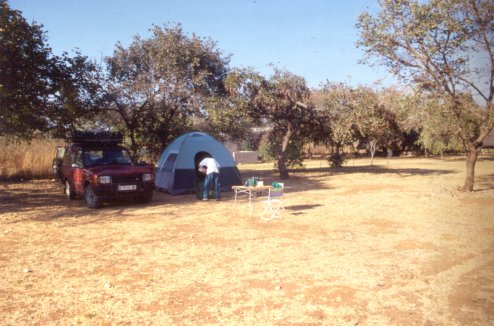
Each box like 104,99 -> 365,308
128,130 -> 140,162
353,140 -> 359,167
368,140 -> 377,166
277,125 -> 293,180
462,146 -> 481,191
278,151 -> 289,180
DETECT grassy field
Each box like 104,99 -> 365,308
1,156 -> 493,325
0,137 -> 62,181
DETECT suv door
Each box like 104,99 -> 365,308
62,146 -> 84,198
72,149 -> 85,195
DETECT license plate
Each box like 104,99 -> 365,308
118,185 -> 136,191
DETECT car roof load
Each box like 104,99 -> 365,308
70,131 -> 123,145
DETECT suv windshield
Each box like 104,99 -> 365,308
84,149 -> 133,166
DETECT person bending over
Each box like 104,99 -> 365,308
198,156 -> 220,201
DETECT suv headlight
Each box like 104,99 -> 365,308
143,173 -> 153,182
99,176 -> 111,184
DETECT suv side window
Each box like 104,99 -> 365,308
74,150 -> 83,167
62,148 -> 72,166
55,147 -> 65,160
63,147 -> 83,167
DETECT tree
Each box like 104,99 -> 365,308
261,69 -> 321,179
352,88 -> 403,165
102,24 -> 230,160
46,52 -> 104,137
379,87 -> 472,157
318,83 -> 402,166
379,87 -> 425,155
318,83 -> 357,160
0,1 -> 102,139
1,1 -> 53,138
227,68 -> 325,179
197,95 -> 253,144
357,0 -> 494,191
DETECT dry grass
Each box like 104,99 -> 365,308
1,156 -> 494,325
0,137 -> 63,181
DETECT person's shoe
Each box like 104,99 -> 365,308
203,198 -> 208,201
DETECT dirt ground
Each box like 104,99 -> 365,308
1,157 -> 493,325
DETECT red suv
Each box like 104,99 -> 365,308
53,131 -> 155,208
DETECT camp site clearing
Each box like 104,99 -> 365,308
1,157 -> 493,325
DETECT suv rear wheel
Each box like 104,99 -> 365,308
85,186 -> 102,209
65,180 -> 76,200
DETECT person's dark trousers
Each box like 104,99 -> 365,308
203,172 -> 220,199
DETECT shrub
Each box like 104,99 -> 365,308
257,136 -> 306,171
328,152 -> 346,168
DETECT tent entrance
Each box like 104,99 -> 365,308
194,151 -> 211,182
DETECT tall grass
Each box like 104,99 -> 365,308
0,137 -> 63,181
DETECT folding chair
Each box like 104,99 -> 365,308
260,183 -> 285,220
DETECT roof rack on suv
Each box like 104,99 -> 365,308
70,131 -> 123,145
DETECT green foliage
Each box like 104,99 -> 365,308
258,135 -> 305,168
0,2 -> 53,138
318,83 -> 403,157
328,152 -> 346,168
47,52 -> 103,138
257,138 -> 274,163
102,24 -> 230,160
226,67 -> 325,179
0,2 -> 102,139
198,96 -> 253,144
317,82 -> 356,148
415,94 -> 477,156
239,138 -> 253,151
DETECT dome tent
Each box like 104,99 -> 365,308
155,132 -> 242,195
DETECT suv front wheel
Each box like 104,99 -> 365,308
85,186 -> 103,209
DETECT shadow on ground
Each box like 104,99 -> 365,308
475,173 -> 494,191
237,164 -> 459,195
285,204 -> 324,216
0,182 -> 169,223
290,165 -> 459,177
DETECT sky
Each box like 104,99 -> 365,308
9,0 -> 395,89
